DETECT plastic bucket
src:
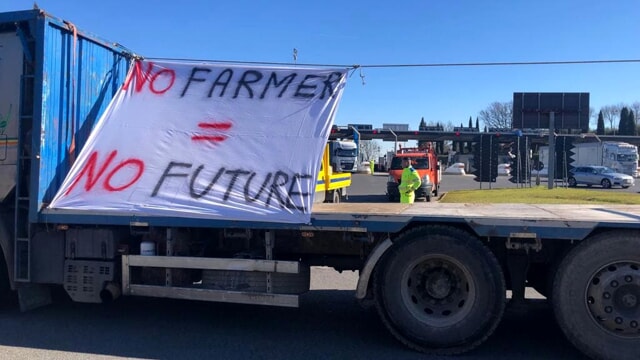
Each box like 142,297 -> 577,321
140,241 -> 156,256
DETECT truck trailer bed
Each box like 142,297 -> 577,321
41,203 -> 640,239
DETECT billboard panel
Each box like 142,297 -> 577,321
513,92 -> 589,132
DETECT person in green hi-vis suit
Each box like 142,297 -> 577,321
370,159 -> 375,175
399,158 -> 421,203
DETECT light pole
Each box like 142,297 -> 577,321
548,112 -> 555,189
349,126 -> 361,161
388,128 -> 398,153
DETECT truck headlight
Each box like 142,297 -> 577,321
388,175 -> 397,183
422,175 -> 431,184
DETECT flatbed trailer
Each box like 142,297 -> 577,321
18,203 -> 640,359
40,202 -> 640,236
0,9 -> 639,360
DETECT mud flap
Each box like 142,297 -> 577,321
18,283 -> 51,312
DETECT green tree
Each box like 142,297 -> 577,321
624,109 -> 636,135
418,117 -> 428,149
419,117 -> 427,130
619,107 -> 630,135
466,116 -> 473,152
475,117 -> 480,131
630,110 -> 637,135
596,111 -> 605,135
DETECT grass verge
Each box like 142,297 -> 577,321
440,186 -> 640,204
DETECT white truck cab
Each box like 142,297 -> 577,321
328,140 -> 358,172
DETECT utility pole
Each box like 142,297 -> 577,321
547,112 -> 555,189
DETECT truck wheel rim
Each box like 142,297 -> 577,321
586,261 -> 640,338
400,254 -> 476,327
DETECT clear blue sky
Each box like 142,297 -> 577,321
3,1 -> 639,136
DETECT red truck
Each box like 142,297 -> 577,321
386,144 -> 440,202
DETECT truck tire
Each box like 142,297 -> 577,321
552,230 -> 640,360
374,226 -> 505,355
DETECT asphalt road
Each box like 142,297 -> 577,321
0,173 -> 609,360
0,271 -> 587,360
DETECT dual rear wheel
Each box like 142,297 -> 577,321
374,226 -> 505,355
373,227 -> 640,359
552,230 -> 640,360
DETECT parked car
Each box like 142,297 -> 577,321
568,165 -> 635,189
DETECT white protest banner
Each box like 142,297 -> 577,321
49,60 -> 348,223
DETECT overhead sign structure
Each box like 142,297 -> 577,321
49,60 -> 348,223
513,92 -> 590,132
348,123 -> 373,130
382,123 -> 409,132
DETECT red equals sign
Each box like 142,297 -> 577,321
191,122 -> 232,143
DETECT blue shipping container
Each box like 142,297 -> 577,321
0,9 -> 132,221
